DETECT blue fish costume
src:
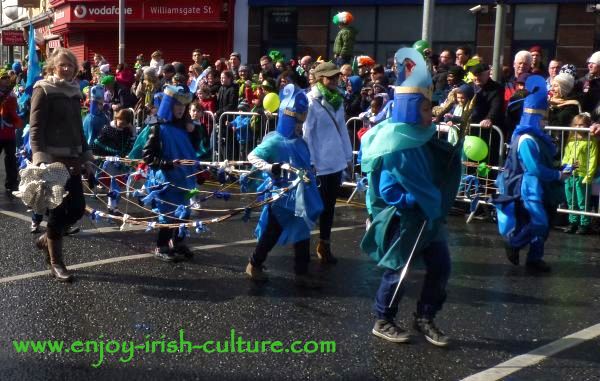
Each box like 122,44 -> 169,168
492,75 -> 563,272
246,84 -> 324,281
142,85 -> 197,260
83,85 -> 109,146
360,47 -> 462,345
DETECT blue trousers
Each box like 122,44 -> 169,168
374,240 -> 451,321
509,199 -> 550,263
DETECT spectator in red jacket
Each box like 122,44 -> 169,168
0,69 -> 23,194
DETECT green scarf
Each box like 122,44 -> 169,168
317,82 -> 343,111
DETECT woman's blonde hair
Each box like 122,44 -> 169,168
45,48 -> 78,76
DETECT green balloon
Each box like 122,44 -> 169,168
463,135 -> 488,162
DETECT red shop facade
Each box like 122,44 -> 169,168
48,0 -> 235,66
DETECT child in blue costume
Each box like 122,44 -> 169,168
83,85 -> 109,145
245,84 -> 324,288
142,85 -> 198,262
360,48 -> 463,347
493,75 -> 570,273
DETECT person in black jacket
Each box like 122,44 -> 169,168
575,52 -> 600,121
470,63 -> 504,164
216,70 -> 238,117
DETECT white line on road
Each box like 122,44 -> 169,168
461,323 -> 600,381
0,225 -> 362,284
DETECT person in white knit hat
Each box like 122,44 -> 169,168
549,72 -> 581,127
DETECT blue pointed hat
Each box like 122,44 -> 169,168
89,85 -> 105,115
519,75 -> 547,128
391,47 -> 432,125
157,85 -> 193,122
276,84 -> 308,138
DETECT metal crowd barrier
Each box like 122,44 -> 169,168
544,126 -> 600,220
215,111 -> 277,162
450,123 -> 505,222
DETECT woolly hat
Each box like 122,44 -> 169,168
100,75 -> 115,86
99,63 -> 110,74
559,64 -> 577,78
11,62 -> 22,74
237,100 -> 251,112
587,51 -> 600,65
552,72 -> 575,97
333,11 -> 353,25
143,66 -> 157,77
356,55 -> 375,68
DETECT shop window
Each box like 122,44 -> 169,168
514,4 -> 557,41
377,6 -> 422,43
433,5 -> 476,42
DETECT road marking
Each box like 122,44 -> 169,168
0,225 -> 362,284
461,323 -> 600,381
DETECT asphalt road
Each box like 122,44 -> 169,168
0,173 -> 599,380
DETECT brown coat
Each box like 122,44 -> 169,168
29,78 -> 93,166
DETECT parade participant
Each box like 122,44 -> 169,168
0,68 -> 23,194
83,85 -> 109,145
562,114 -> 597,235
188,102 -> 211,161
91,108 -> 134,215
30,47 -> 94,282
245,83 -> 324,288
360,47 -> 462,347
303,62 -> 353,264
332,11 -> 356,66
142,85 -> 197,262
493,75 -> 570,274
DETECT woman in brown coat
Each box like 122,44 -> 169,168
29,47 -> 93,282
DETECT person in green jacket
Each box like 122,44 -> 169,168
562,113 -> 598,234
332,11 -> 357,67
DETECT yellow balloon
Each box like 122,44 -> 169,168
263,93 -> 280,112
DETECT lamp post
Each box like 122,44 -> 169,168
118,0 -> 125,64
1,0 -> 4,65
491,1 -> 506,82
422,0 -> 434,44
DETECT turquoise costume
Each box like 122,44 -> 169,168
248,84 -> 323,276
361,48 -> 462,329
83,85 -> 109,146
142,85 -> 197,259
493,75 -> 562,270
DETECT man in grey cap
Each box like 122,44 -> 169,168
303,61 -> 354,265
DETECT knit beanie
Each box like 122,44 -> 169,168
552,72 -> 575,97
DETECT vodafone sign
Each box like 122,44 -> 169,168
64,1 -> 222,23
72,4 -> 134,20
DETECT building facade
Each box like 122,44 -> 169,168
246,0 -> 598,72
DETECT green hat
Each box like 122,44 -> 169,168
412,40 -> 431,57
0,68 -> 9,79
100,75 -> 115,86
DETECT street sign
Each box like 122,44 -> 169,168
1,30 -> 26,46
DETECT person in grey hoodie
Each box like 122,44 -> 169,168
303,62 -> 353,264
